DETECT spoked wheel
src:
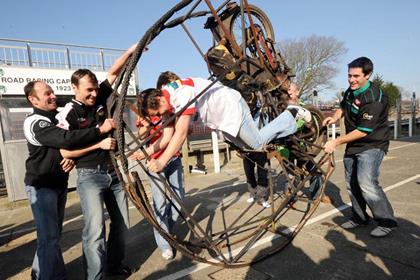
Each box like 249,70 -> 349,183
229,4 -> 275,58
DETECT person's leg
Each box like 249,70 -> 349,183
343,154 -> 370,224
103,169 -> 130,270
149,165 -> 174,253
230,99 -> 297,150
77,169 -> 106,280
165,157 -> 185,231
356,149 -> 397,228
25,186 -> 67,280
255,153 -> 269,203
243,154 -> 257,200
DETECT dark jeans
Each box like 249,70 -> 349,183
243,152 -> 269,201
344,148 -> 397,228
77,167 -> 129,280
25,185 -> 67,280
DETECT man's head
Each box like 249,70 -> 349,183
71,69 -> 99,106
138,88 -> 170,117
347,57 -> 373,90
288,82 -> 300,103
156,71 -> 180,89
24,81 -> 57,111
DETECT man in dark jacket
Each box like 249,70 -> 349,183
23,80 -> 115,280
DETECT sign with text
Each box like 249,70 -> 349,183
0,66 -> 137,96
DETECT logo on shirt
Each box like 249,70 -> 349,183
362,113 -> 373,120
38,121 -> 51,128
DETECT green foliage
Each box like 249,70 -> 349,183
372,73 -> 400,107
383,82 -> 400,108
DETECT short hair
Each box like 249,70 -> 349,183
138,88 -> 162,116
348,57 -> 374,76
156,71 -> 180,89
71,69 -> 98,86
24,81 -> 40,102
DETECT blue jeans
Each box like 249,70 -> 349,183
25,185 -> 67,280
343,148 -> 397,228
77,167 -> 129,280
223,99 -> 296,150
148,157 -> 184,252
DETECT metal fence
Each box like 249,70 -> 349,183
0,38 -> 125,70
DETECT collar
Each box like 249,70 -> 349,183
71,98 -> 84,106
353,80 -> 370,96
33,107 -> 58,120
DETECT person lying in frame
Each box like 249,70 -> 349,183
139,71 -> 312,173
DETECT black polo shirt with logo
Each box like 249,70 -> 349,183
340,81 -> 390,155
56,80 -> 113,168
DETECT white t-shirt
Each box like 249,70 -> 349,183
161,77 -> 244,136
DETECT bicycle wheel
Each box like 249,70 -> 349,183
229,4 -> 275,56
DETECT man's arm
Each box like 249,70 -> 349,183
25,116 -> 115,150
324,128 -> 367,153
131,126 -> 174,161
322,108 -> 343,126
106,43 -> 138,85
60,137 -> 116,158
147,115 -> 191,172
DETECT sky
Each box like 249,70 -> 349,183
1,0 -> 420,101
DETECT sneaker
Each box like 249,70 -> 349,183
370,226 -> 395,238
107,265 -> 134,276
341,220 -> 361,229
246,196 -> 255,203
260,200 -> 271,208
161,249 -> 174,260
261,201 -> 271,208
287,104 -> 312,123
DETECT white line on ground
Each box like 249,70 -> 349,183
0,143 -> 417,239
158,173 -> 420,280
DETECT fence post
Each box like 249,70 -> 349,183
211,131 -> 221,173
409,117 -> 413,137
26,43 -> 33,67
394,119 -> 398,140
331,124 -> 336,140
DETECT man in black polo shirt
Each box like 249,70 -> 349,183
323,57 -> 397,238
23,80 -> 115,279
56,43 -> 137,278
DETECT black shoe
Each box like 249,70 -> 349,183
107,265 -> 134,277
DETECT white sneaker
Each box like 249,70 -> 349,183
370,226 -> 395,238
246,196 -> 255,203
161,249 -> 174,260
287,104 -> 312,123
261,200 -> 271,208
341,220 -> 361,229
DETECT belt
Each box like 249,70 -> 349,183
96,163 -> 114,171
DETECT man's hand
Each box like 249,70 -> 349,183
136,116 -> 150,128
129,151 -> 145,161
322,117 -> 336,127
60,158 -> 75,173
99,138 -> 116,150
147,158 -> 164,173
99,118 -> 116,134
324,139 -> 337,154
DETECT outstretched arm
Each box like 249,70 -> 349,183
60,137 -> 116,159
106,43 -> 138,85
147,115 -> 191,172
130,126 -> 175,161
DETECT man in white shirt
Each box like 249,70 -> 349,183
141,71 -> 311,173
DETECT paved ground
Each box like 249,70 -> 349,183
1,136 -> 420,280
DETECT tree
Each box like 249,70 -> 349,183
372,74 -> 401,108
277,35 -> 347,100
